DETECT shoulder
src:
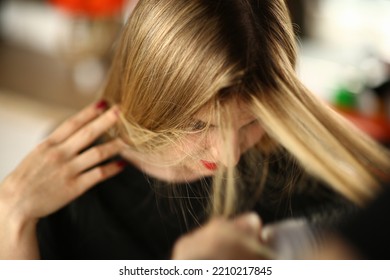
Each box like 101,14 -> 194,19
36,163 -> 152,259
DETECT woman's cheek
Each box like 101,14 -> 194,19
174,134 -> 208,158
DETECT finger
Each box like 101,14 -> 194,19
233,212 -> 262,238
72,160 -> 127,197
48,100 -> 109,144
237,236 -> 276,260
70,138 -> 126,174
63,106 -> 120,156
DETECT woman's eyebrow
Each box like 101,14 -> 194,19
193,118 -> 216,127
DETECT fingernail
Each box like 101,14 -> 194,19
116,159 -> 128,168
96,100 -> 108,110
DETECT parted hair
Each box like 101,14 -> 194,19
101,0 -> 390,216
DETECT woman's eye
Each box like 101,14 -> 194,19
190,120 -> 207,131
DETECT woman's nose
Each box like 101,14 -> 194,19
210,132 -> 241,167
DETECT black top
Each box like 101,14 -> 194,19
338,183 -> 390,259
37,158 -> 354,260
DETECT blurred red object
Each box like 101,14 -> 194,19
50,0 -> 125,17
334,107 -> 390,144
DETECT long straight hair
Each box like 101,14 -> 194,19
102,0 -> 390,217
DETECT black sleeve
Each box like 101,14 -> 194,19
289,179 -> 359,228
254,160 -> 359,227
36,207 -> 77,260
337,183 -> 390,259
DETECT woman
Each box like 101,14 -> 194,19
0,0 -> 389,259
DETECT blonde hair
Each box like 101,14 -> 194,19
102,0 -> 390,217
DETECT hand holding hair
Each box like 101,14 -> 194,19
172,212 -> 275,260
0,100 -> 126,259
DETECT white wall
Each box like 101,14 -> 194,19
0,91 -> 74,181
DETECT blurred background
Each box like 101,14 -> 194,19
0,0 -> 389,180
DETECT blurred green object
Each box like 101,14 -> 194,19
333,86 -> 358,110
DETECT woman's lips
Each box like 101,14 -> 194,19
200,160 -> 218,171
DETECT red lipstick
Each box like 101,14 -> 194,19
201,160 -> 218,171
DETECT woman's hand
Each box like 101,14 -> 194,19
0,100 -> 126,259
172,213 -> 275,259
